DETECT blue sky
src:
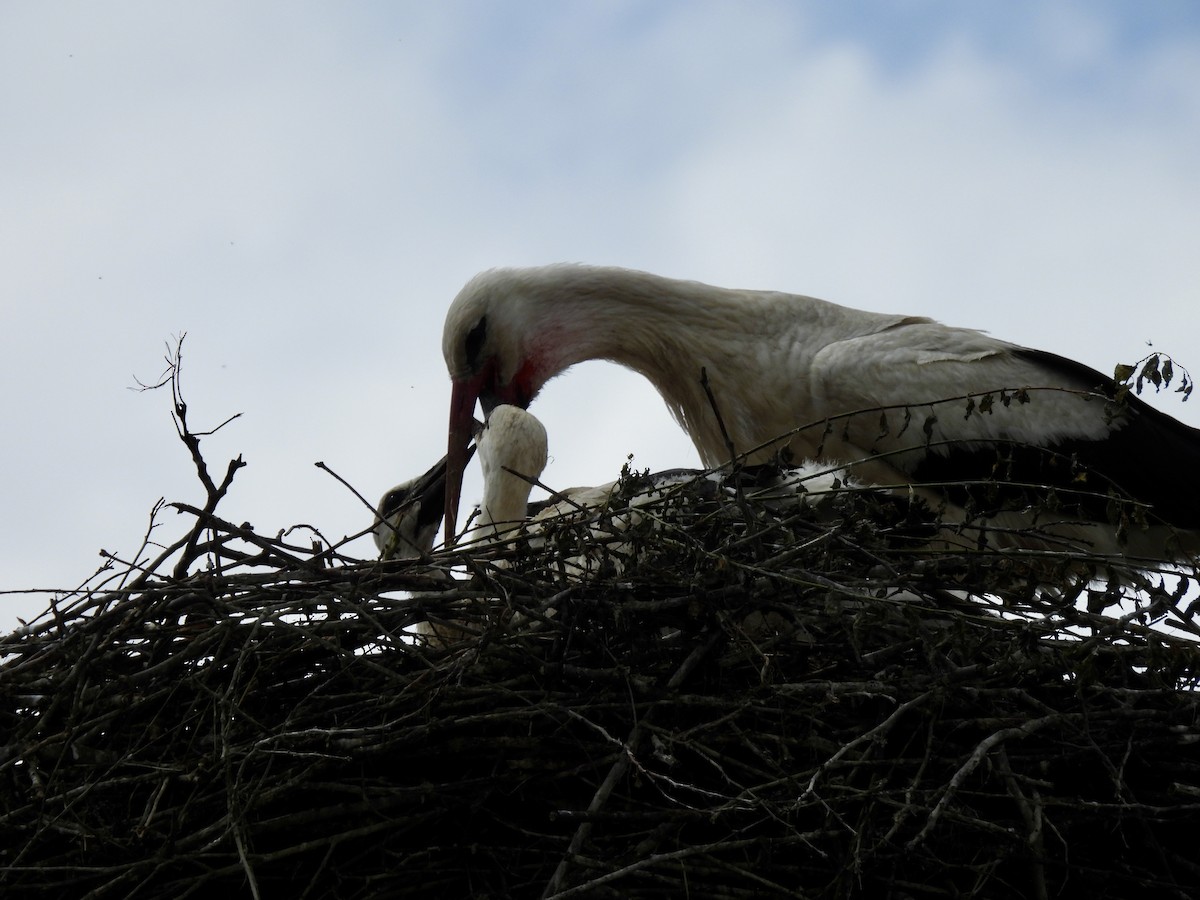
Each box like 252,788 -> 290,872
2,2 -> 1198,629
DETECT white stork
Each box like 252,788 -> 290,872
374,460 -> 449,559
442,264 -> 1200,559
469,404 -> 549,541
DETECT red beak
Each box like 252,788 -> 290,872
446,357 -> 534,545
445,375 -> 482,545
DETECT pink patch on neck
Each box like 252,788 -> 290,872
510,357 -> 540,408
520,318 -> 577,403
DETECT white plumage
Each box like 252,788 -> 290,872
469,404 -> 549,541
442,264 -> 1200,559
373,408 -> 547,557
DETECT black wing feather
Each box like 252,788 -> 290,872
910,348 -> 1200,527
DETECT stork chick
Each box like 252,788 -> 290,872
469,403 -> 549,542
373,457 -> 451,559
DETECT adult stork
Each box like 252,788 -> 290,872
443,264 -> 1200,560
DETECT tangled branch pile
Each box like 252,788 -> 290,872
3,458 -> 1200,900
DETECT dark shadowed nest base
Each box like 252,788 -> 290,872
4,466 -> 1200,900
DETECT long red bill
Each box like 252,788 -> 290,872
445,377 -> 480,545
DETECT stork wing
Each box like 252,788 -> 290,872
810,324 -> 1113,460
807,323 -> 1200,528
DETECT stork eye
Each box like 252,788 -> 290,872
465,316 -> 488,370
379,485 -> 412,519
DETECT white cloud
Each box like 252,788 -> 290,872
660,20 -> 1200,356
2,2 -> 1198,630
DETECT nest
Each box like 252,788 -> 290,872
3,351 -> 1200,899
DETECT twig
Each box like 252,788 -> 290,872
699,366 -> 738,465
541,626 -> 727,899
907,714 -> 1060,850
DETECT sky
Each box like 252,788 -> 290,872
3,1 -> 1199,631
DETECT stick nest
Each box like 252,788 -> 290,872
3,465 -> 1200,900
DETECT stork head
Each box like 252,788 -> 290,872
442,265 -> 638,541
476,404 -> 549,533
442,269 -> 561,542
373,457 -> 449,559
